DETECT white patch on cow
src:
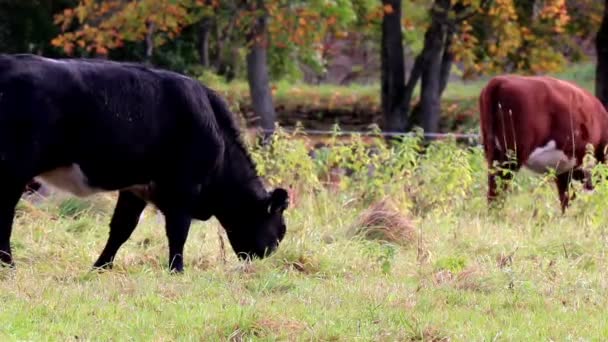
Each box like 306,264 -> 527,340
35,164 -> 101,197
583,187 -> 595,194
524,140 -> 576,174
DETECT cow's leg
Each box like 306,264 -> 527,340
0,182 -> 28,267
556,172 -> 574,214
155,185 -> 196,274
487,158 -> 518,207
570,168 -> 593,192
163,211 -> 192,273
92,191 -> 147,270
581,170 -> 593,192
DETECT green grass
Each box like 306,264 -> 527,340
3,135 -> 608,340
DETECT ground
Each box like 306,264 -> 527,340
2,134 -> 608,340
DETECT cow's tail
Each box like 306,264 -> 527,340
479,77 -> 503,165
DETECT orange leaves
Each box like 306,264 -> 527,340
267,4 -> 323,49
52,0 -> 197,56
451,19 -> 480,78
366,5 -> 384,21
402,18 -> 414,31
335,31 -> 349,39
383,4 -> 394,15
51,35 -> 74,55
265,0 -> 359,53
537,0 -> 570,33
520,26 -> 534,41
487,0 -> 518,21
95,46 -> 109,55
456,0 -> 577,77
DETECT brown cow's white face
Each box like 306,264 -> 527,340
524,140 -> 576,174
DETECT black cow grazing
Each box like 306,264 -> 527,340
0,54 -> 289,273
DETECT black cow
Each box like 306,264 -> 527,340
0,54 -> 289,273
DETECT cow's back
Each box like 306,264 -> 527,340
0,54 -> 223,191
481,75 -> 608,161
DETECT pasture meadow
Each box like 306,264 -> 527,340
2,127 -> 608,340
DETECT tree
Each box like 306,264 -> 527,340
244,0 -> 276,137
265,0 -> 359,80
51,0 -> 197,57
381,0 -> 487,134
197,16 -> 212,67
379,0 -> 590,135
415,0 -> 450,135
458,0 -> 579,77
380,0 -> 407,132
412,0 -> 484,135
596,0 -> 608,108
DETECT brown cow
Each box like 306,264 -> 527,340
479,75 -> 608,213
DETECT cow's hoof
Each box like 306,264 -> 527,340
0,254 -> 14,269
91,262 -> 113,272
169,266 -> 184,275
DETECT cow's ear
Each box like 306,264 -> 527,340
267,188 -> 289,214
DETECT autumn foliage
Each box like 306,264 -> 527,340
52,0 -> 367,59
451,0 -> 601,77
52,0 -> 203,56
50,0 -> 601,78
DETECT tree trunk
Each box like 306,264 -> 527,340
418,22 -> 446,135
245,0 -> 276,136
402,49 -> 426,127
409,0 -> 450,135
596,0 -> 608,108
380,0 -> 407,132
144,20 -> 155,64
214,13 -> 237,79
198,17 -> 212,68
438,32 -> 454,96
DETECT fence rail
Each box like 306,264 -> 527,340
255,128 -> 481,141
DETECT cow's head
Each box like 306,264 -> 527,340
209,188 -> 289,260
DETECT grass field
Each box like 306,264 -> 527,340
2,130 -> 608,340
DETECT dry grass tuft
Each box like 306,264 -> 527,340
419,326 -> 451,342
284,255 -> 318,274
433,269 -> 454,285
16,199 -> 52,220
432,265 -> 489,292
454,266 -> 486,292
255,317 -> 308,337
496,251 -> 515,269
351,198 -> 417,246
